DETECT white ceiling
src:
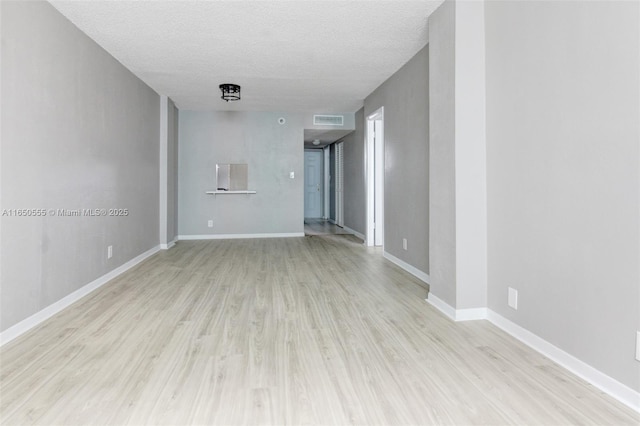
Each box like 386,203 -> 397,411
303,128 -> 354,148
49,0 -> 443,112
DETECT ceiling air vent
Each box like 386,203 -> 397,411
313,115 -> 344,126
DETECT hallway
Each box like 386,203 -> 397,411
303,218 -> 356,238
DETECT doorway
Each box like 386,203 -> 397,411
366,107 -> 384,247
304,150 -> 324,218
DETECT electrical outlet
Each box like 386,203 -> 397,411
402,238 -> 407,250
508,287 -> 518,310
107,245 -> 113,259
636,331 -> 640,362
207,220 -> 213,228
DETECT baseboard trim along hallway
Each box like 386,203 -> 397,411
160,239 -> 177,250
425,293 -> 640,413
487,310 -> 640,413
425,293 -> 487,322
382,250 -> 430,284
342,226 -> 365,241
0,245 -> 161,347
178,233 -> 305,240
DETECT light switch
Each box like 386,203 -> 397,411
289,172 -> 295,179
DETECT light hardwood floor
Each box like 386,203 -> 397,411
304,219 -> 354,237
1,235 -> 638,425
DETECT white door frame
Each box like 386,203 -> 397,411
323,146 -> 330,220
366,107 -> 384,247
335,142 -> 344,227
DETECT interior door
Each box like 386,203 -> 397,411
304,150 -> 323,218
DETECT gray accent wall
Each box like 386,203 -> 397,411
178,111 -> 304,236
342,108 -> 366,235
167,99 -> 179,243
1,1 -> 160,332
428,0 -> 488,310
485,1 -> 640,391
159,96 -> 178,247
428,0 -> 456,306
364,45 -> 430,274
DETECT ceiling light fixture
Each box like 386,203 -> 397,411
312,139 -> 321,146
219,83 -> 241,102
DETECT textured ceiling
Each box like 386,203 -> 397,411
303,128 -> 354,148
49,1 -> 443,112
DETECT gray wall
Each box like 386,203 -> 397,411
178,111 -> 304,236
485,0 -> 640,391
428,0 -> 487,310
364,45 -> 429,274
167,99 -> 179,243
342,108 -> 366,235
428,0 -> 456,306
1,1 -> 160,332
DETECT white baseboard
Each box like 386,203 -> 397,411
382,251 -> 430,284
487,310 -> 640,413
425,293 -> 457,320
178,233 -> 304,241
342,226 -> 365,241
425,293 -> 488,322
456,307 -> 488,321
425,294 -> 640,412
0,245 -> 161,347
160,239 -> 176,250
